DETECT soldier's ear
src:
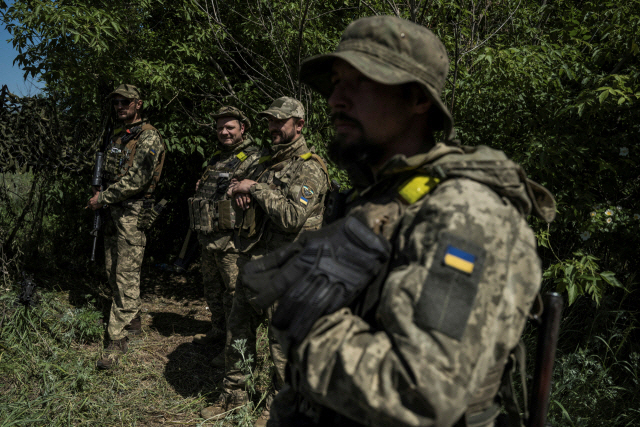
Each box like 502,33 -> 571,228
240,122 -> 245,134
135,99 -> 144,111
295,118 -> 305,133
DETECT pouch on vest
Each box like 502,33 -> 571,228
137,199 -> 168,230
217,199 -> 236,231
236,203 -> 264,238
188,197 -> 216,233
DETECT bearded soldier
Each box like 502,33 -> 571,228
241,17 -> 557,427
87,84 -> 166,370
199,97 -> 330,420
188,106 -> 268,366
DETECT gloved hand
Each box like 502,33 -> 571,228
243,216 -> 391,352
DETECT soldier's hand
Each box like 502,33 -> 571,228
230,179 -> 256,195
87,192 -> 104,210
234,193 -> 252,210
91,186 -> 100,196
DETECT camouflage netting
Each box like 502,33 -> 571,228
0,85 -> 100,174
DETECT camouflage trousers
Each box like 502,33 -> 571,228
223,252 -> 287,395
200,242 -> 239,336
104,202 -> 146,341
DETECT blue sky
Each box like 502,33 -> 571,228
1,0 -> 44,96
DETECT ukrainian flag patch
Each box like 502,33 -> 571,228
444,245 -> 476,274
299,196 -> 308,205
150,149 -> 157,156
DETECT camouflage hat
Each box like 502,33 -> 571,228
212,106 -> 251,131
300,16 -> 454,141
257,97 -> 305,120
108,84 -> 142,100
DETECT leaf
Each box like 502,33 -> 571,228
599,271 -> 623,288
598,90 -> 610,103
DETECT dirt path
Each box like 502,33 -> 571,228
85,263 -> 271,425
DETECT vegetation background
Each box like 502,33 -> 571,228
1,0 -> 639,425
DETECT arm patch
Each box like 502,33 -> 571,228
414,232 -> 486,341
298,181 -> 316,206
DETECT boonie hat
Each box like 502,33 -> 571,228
108,84 -> 141,100
300,16 -> 454,141
212,106 -> 252,131
258,97 -> 305,121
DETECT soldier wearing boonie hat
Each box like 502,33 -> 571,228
202,95 -> 330,421
88,83 -> 167,370
239,16 -> 556,427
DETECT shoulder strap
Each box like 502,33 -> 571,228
298,152 -> 331,188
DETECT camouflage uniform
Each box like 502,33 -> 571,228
223,98 -> 330,399
189,107 -> 267,341
240,17 -> 557,427
98,85 -> 166,342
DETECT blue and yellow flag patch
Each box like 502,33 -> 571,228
299,196 -> 308,205
443,245 -> 476,274
149,149 -> 157,156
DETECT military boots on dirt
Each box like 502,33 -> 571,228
200,390 -> 248,420
97,337 -> 129,370
124,315 -> 142,335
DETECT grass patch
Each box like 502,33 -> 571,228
0,265 -> 274,426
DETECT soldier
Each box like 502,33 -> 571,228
87,84 -> 166,370
188,106 -> 267,364
199,97 -> 330,420
240,16 -> 557,427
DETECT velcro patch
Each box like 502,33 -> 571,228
302,185 -> 314,198
414,232 -> 486,341
443,246 -> 475,274
149,149 -> 157,156
236,151 -> 248,161
298,182 -> 316,207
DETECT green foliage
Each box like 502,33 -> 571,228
2,0 -> 640,425
544,251 -> 624,306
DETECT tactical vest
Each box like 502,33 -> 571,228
103,123 -> 165,198
234,152 -> 330,251
188,148 -> 259,234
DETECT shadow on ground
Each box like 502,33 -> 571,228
164,340 -> 225,399
149,310 -> 210,337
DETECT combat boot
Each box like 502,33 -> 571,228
200,390 -> 247,420
97,337 -> 129,370
192,326 -> 225,345
124,315 -> 142,335
211,352 -> 226,369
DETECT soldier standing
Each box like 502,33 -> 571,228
241,17 -> 557,427
199,97 -> 330,420
87,84 -> 166,370
188,106 -> 267,365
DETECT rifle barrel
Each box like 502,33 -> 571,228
528,292 -> 563,427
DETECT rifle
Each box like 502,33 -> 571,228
90,120 -> 113,261
528,292 -> 563,427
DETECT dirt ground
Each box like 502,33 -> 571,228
86,261 -> 272,426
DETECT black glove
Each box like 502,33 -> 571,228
244,216 -> 391,350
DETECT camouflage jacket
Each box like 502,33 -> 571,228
245,135 -> 329,250
273,143 -> 556,427
195,135 -> 268,251
98,120 -> 165,205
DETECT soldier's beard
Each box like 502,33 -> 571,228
118,109 -> 138,123
329,114 -> 385,169
271,129 -> 296,145
329,138 -> 384,189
